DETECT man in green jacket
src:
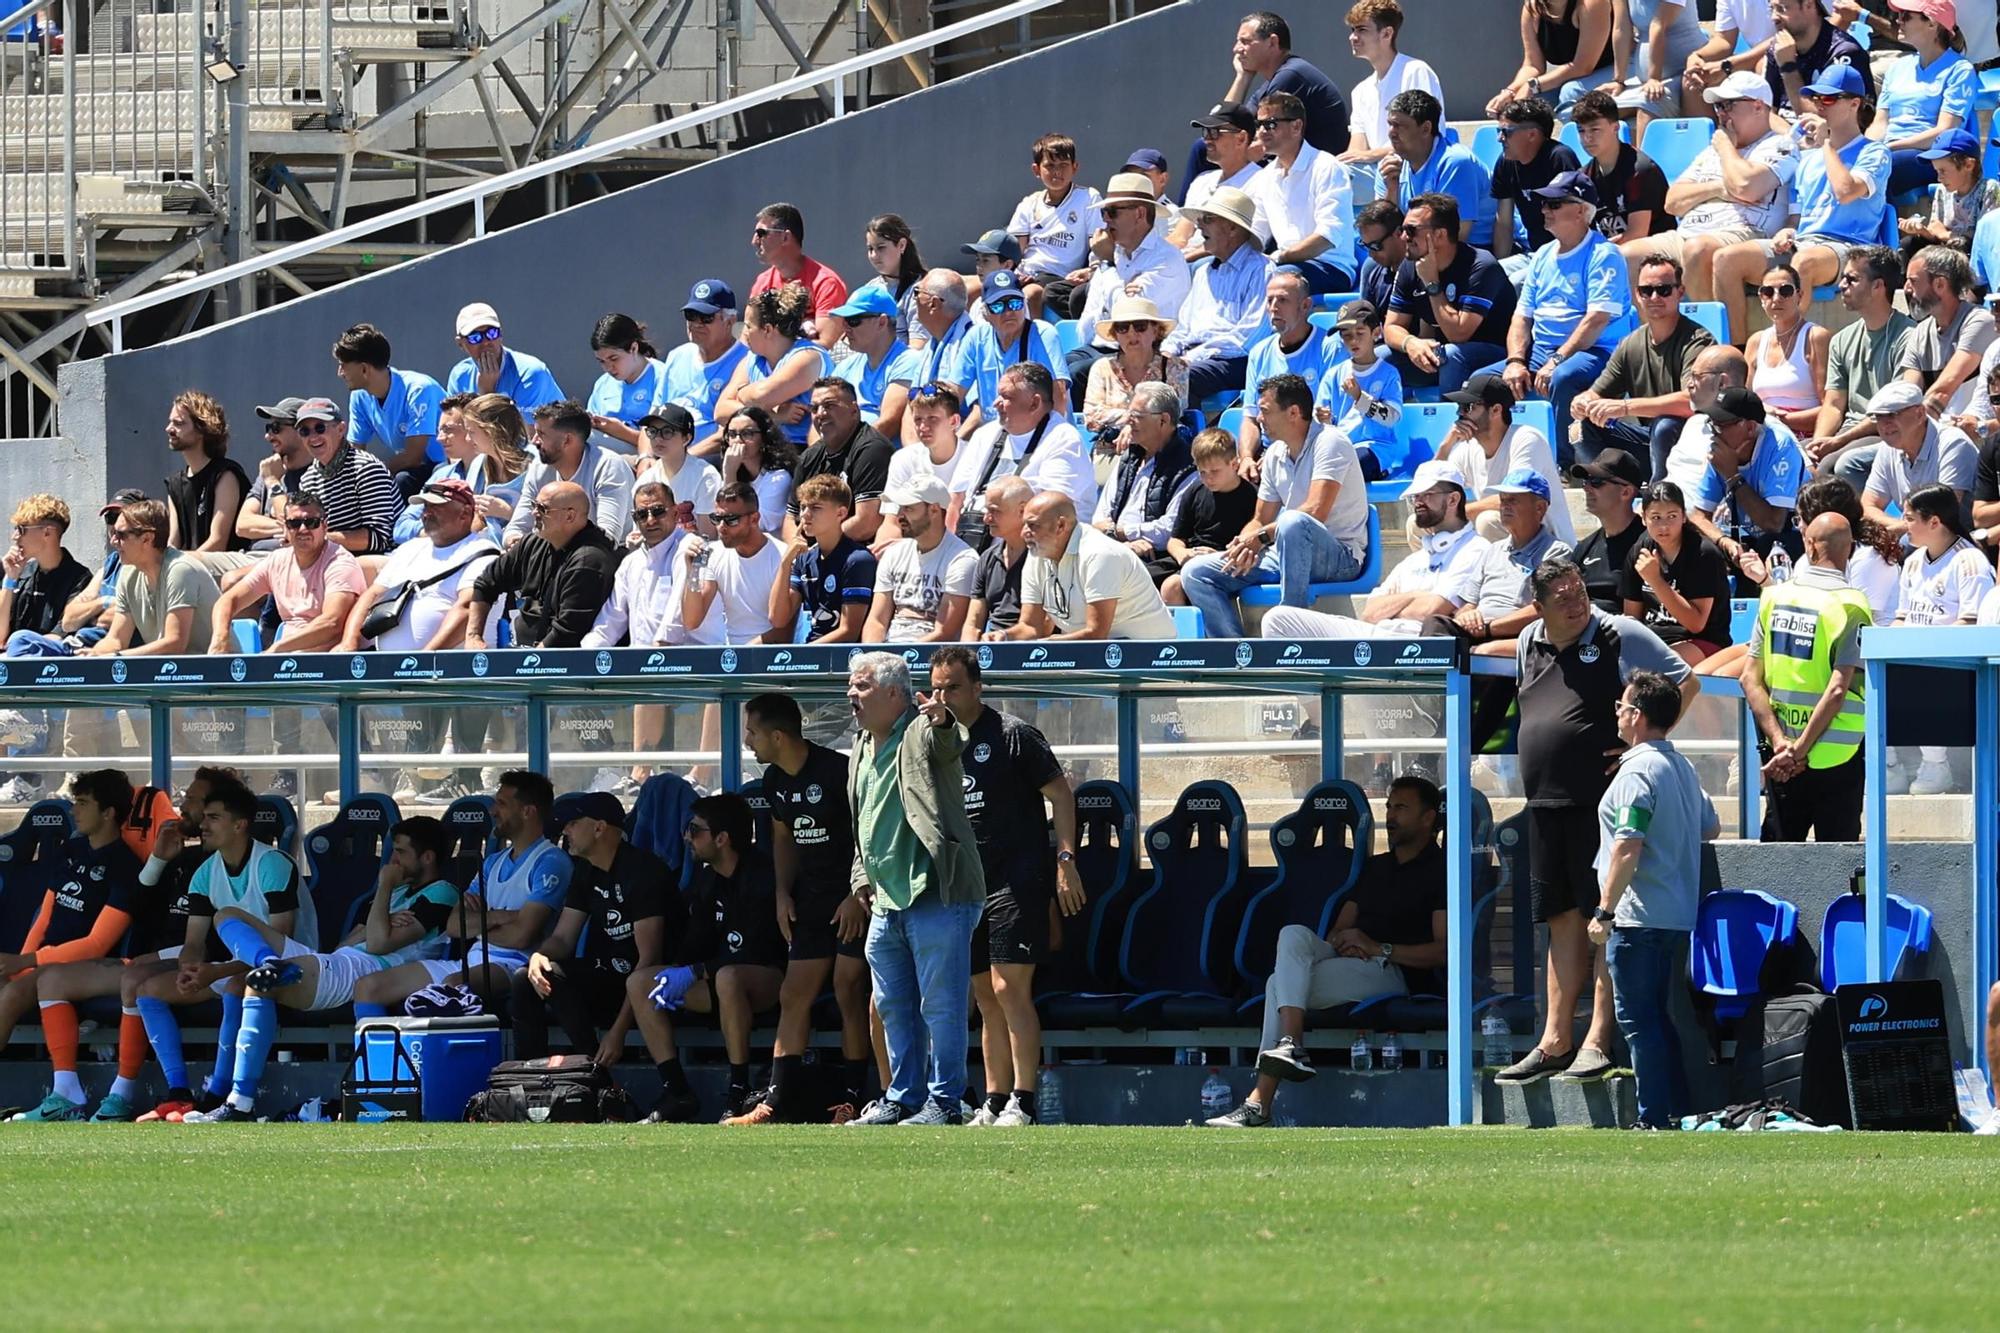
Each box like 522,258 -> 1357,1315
843,650 -> 988,1126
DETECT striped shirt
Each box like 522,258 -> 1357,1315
300,443 -> 400,555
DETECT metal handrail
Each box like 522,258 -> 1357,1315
86,0 -> 1063,349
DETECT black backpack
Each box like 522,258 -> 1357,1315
464,1055 -> 638,1124
1732,985 -> 1851,1129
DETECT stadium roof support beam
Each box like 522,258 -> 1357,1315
575,0 -> 701,143
524,0 -> 677,160
353,0 -> 589,155
751,0 -> 841,115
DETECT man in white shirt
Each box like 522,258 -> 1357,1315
1245,91 -> 1355,295
1171,103 -> 1269,259
1441,372 -> 1576,544
1340,0 -> 1443,164
1262,460 -> 1486,638
1180,373 -> 1371,638
1648,71 -> 1797,301
634,405 -> 720,536
1070,173 -> 1196,399
338,478 -> 499,653
680,481 -> 784,644
582,480 -> 685,649
950,363 -> 1098,524
1000,492 -> 1177,641
864,475 -> 979,643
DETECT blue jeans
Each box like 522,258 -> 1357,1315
5,630 -> 72,657
865,893 -> 984,1111
1604,926 -> 1691,1129
1389,341 -> 1507,395
1819,440 -> 1877,494
1475,346 -> 1610,468
1182,509 -> 1366,638
1579,414 -> 1684,477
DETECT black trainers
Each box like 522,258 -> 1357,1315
1205,1099 -> 1272,1128
243,958 -> 303,992
1255,1036 -> 1317,1083
1493,1047 -> 1574,1084
638,1090 -> 702,1124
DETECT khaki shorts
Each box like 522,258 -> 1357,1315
1645,226 -> 1759,265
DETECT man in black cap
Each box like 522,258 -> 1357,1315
1439,372 -> 1575,546
1568,448 -> 1648,613
1569,253 -> 1715,477
960,229 -> 1023,311
1172,103 -> 1268,261
236,397 -> 313,560
516,791 -> 681,1066
1683,385 -> 1806,572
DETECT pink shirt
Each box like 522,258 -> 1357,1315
235,543 -> 368,636
750,255 -> 849,323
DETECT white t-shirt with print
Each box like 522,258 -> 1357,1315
875,534 -> 978,640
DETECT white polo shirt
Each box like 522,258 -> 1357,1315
1243,142 -> 1354,270
1022,522 -> 1178,640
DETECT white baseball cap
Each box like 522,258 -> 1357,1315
1702,69 -> 1774,107
1400,458 -> 1469,500
455,302 -> 502,337
880,474 -> 952,515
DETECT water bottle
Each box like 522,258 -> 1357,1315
1039,1065 -> 1066,1125
1766,547 -> 1791,583
1379,1031 -> 1402,1072
1350,1035 -> 1373,1073
1482,1012 -> 1512,1069
1199,1068 -> 1233,1120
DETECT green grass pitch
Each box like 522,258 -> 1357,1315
5,1125 -> 1997,1330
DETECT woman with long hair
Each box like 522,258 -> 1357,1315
1890,481 -> 1992,794
1620,481 -> 1734,664
1744,263 -> 1829,437
459,391 -> 530,534
718,405 -> 798,537
715,283 -> 833,448
585,313 -> 666,452
1873,0 -> 1974,195
859,213 -> 926,343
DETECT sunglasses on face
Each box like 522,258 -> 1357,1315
11,522 -> 52,535
107,526 -> 152,542
988,296 -> 1026,314
1200,126 -> 1243,140
1255,116 -> 1299,130
685,822 -> 712,836
710,511 -> 754,527
1805,93 -> 1852,107
633,505 -> 671,522
1361,235 -> 1390,252
300,420 -> 333,435
684,311 -> 720,325
1111,322 -> 1157,335
1398,223 -> 1425,238
283,515 -> 323,530
1635,283 -> 1679,298
462,327 -> 502,345
1758,283 -> 1797,299
263,420 -> 286,435
752,225 -> 787,239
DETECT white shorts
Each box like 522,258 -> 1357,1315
157,943 -> 261,996
273,938 -> 388,1010
419,941 -> 530,986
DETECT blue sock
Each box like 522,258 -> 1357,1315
206,992 -> 244,1097
214,918 -> 276,968
353,1001 -> 388,1019
231,995 -> 278,1107
135,998 -> 187,1093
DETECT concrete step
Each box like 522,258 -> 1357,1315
1478,1071 -> 1637,1128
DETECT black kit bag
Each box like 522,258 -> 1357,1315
464,1054 -> 637,1124
1732,984 -> 1852,1129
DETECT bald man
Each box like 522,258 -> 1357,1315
467,478 -> 620,648
1740,511 -> 1872,843
998,492 -> 1177,641
1660,343 -> 1750,490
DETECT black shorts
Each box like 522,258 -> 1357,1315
1528,804 -> 1602,922
971,877 -> 1052,972
788,885 -> 867,963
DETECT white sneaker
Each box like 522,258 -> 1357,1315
1882,755 -> 1912,796
588,766 -> 627,795
992,1094 -> 1036,1127
480,766 -> 505,791
966,1104 -> 998,1127
0,709 -> 38,747
1909,760 -> 1955,797
0,775 -> 44,804
1725,757 -> 1741,797
414,734 -> 456,783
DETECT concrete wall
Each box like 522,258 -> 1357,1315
57,0 -> 1523,505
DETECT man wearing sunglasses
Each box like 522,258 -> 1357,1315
1384,193 -> 1516,396
1570,253 -> 1715,475
1071,172 -> 1192,399
1244,91 -> 1356,295
207,492 -> 366,656
1647,71 -> 1797,307
294,396 -> 400,559
680,481 -> 783,645
748,202 -> 848,349
1353,198 -> 1406,316
1171,103 -> 1268,262
1766,0 -> 1873,115
442,301 -> 564,414
85,498 -> 223,657
828,288 -> 921,445
940,269 -> 1067,442
657,279 -> 749,460
231,397 -> 312,562
468,480 -> 619,650
1488,97 -> 1581,269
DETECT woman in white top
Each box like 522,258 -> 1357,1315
1744,263 -> 1829,438
1893,483 -> 1992,795
716,405 -> 797,539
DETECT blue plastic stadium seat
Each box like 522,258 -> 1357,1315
1037,780 -> 1145,1027
1819,892 -> 1934,991
1054,319 -> 1083,358
1470,123 -> 1503,173
1116,780 -> 1258,1027
1679,300 -> 1730,346
1169,605 -> 1205,639
0,798 -> 73,951
231,619 -> 263,655
1978,66 -> 2000,114
303,793 -> 401,949
1232,780 -> 1373,994
1235,507 -> 1384,608
1515,398 -> 1556,445
1638,117 -> 1707,185
1307,310 -> 1338,333
252,793 -> 298,855
1974,210 -> 2000,293
1311,290 -> 1362,312
1218,406 -> 1244,438
1689,888 -> 1799,1023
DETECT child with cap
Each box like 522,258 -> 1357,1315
1313,299 -> 1400,480
1901,127 -> 2000,259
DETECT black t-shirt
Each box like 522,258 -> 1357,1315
43,837 -> 140,948
1266,55 -> 1350,155
762,742 -> 855,902
678,847 -> 787,971
1173,480 -> 1258,554
165,456 -> 252,553
1586,144 -> 1670,241
1617,533 -> 1734,646
1517,612 -> 1674,807
128,847 -> 205,957
973,540 -> 1026,632
789,424 -> 895,514
1975,429 -> 2000,507
1573,521 -> 1644,614
1491,141 -> 1582,252
1343,845 -> 1447,994
1390,244 -> 1518,348
962,706 -> 1063,892
246,466 -> 310,552
7,551 -> 91,638
565,840 -> 678,976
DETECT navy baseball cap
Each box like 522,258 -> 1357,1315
1530,170 -> 1599,207
683,278 -> 737,316
983,269 -> 1026,306
961,228 -> 1023,262
572,790 -> 626,829
1124,148 -> 1169,174
1801,62 -> 1868,100
1920,127 -> 1981,161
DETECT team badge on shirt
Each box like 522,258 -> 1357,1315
805,784 -> 823,804
972,743 -> 992,763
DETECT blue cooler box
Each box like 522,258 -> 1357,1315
344,1016 -> 503,1122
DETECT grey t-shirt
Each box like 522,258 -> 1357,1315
1445,527 -> 1572,621
1257,422 -> 1371,559
112,549 -> 222,653
1595,739 -> 1717,932
1862,422 -> 1978,508
1898,302 -> 1997,415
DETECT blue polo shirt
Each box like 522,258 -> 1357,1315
944,319 -> 1065,417
1877,49 -> 1975,143
657,340 -> 751,443
835,341 -> 924,424
1399,138 -> 1496,249
915,314 -> 974,391
1517,230 -> 1636,364
1243,327 -> 1339,423
587,358 -> 667,446
1690,420 -> 1805,534
443,347 -> 565,413
1796,134 -> 1892,245
348,367 -> 445,465
794,535 -> 878,641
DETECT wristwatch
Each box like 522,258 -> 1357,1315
1056,849 -> 1076,865
1591,907 -> 1616,924
1378,942 -> 1394,962
1526,76 -> 1541,96
1719,58 -> 1734,75
1423,280 -> 1443,297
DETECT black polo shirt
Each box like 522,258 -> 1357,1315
1390,243 -> 1517,348
1342,845 -> 1448,995
1515,608 -> 1691,807
566,840 -> 678,976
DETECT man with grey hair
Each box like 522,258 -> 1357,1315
844,651 -> 987,1126
910,268 -> 976,425
1898,244 -> 1995,422
966,476 -> 1033,638
1091,381 -> 1198,573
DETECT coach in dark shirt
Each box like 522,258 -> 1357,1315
1567,450 -> 1647,612
466,480 -> 617,648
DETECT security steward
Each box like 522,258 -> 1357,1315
1740,512 -> 1872,842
